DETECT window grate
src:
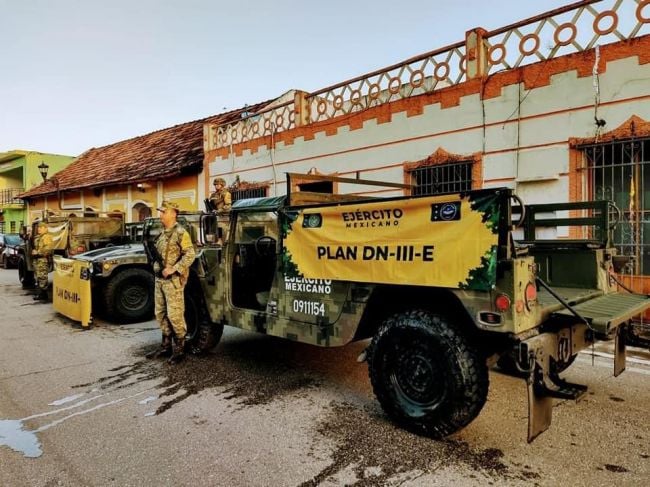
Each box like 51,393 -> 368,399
408,161 -> 472,196
231,186 -> 268,202
583,138 -> 650,275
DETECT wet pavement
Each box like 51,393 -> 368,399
1,267 -> 649,486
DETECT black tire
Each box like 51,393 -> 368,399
0,255 -> 6,269
184,289 -> 223,353
368,310 -> 489,438
103,268 -> 154,323
18,257 -> 35,288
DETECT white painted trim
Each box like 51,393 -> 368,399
157,181 -> 163,208
197,172 -> 206,211
127,185 -> 133,223
516,175 -> 560,183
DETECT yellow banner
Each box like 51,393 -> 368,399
283,192 -> 502,291
53,256 -> 92,328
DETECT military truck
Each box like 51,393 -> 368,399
72,216 -> 199,324
17,212 -> 126,288
144,174 -> 650,441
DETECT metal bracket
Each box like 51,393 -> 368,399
614,324 -> 626,377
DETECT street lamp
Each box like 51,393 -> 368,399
38,161 -> 49,182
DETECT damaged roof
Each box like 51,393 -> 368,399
20,100 -> 272,199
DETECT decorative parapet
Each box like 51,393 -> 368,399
206,0 -> 650,151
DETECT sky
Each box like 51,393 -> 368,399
0,0 -> 570,156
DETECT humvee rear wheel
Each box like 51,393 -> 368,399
368,310 -> 488,438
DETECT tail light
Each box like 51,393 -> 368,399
525,282 -> 537,310
495,294 -> 511,312
68,245 -> 86,256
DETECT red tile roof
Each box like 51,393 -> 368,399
20,101 -> 272,198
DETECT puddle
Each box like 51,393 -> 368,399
299,401 -> 541,486
138,396 -> 158,405
0,391 -> 149,459
73,335 -> 327,415
49,393 -> 86,406
0,419 -> 42,458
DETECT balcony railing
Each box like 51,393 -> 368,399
0,188 -> 25,206
207,0 -> 650,151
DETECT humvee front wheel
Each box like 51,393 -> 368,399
368,310 -> 488,438
184,289 -> 223,353
18,257 -> 35,289
104,268 -> 154,323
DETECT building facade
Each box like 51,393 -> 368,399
203,0 -> 650,288
0,150 -> 75,232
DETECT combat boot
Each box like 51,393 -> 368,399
146,335 -> 173,359
168,337 -> 186,365
33,289 -> 48,301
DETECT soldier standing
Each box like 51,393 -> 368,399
32,221 -> 53,301
209,177 -> 232,212
147,201 -> 196,364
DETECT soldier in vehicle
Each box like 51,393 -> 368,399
146,201 -> 196,364
32,221 -> 53,301
209,177 -> 232,212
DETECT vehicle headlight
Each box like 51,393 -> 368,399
102,260 -> 118,272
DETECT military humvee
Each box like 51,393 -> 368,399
145,173 -> 650,441
17,212 -> 126,288
72,216 -> 199,324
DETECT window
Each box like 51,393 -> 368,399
408,161 -> 473,196
584,138 -> 650,274
10,221 -> 16,232
231,185 -> 268,202
132,203 -> 152,222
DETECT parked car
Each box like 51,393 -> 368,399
0,233 -> 22,269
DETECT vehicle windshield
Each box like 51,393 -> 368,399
70,219 -> 123,237
3,234 -> 21,246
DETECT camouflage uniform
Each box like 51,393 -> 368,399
209,177 -> 232,212
153,222 -> 195,345
33,226 -> 53,299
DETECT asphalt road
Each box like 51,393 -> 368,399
1,267 -> 649,486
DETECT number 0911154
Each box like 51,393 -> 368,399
292,299 -> 326,316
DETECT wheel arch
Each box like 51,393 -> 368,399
102,263 -> 151,280
353,285 -> 479,343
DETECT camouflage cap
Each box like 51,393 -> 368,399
157,200 -> 180,213
213,177 -> 226,186
36,220 -> 48,228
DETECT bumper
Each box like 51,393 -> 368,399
515,292 -> 650,442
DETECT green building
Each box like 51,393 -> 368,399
0,150 -> 76,233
